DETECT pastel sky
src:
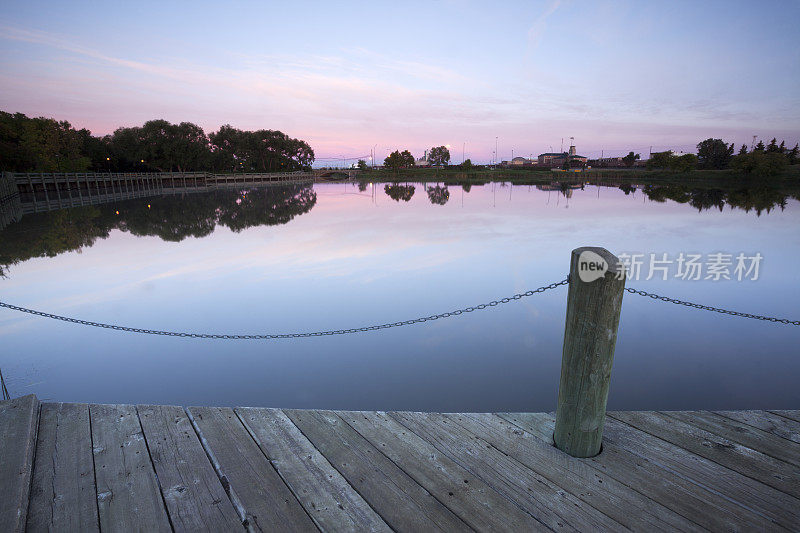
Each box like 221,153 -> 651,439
1,0 -> 798,163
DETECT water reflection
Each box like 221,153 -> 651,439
0,180 -> 797,410
384,184 -> 415,202
426,185 -> 450,205
640,185 -> 792,215
0,184 -> 316,276
3,180 -> 798,277
3,181 -> 797,278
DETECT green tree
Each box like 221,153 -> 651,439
731,150 -> 787,177
356,159 -> 368,170
383,150 -> 415,170
428,146 -> 450,166
669,153 -> 697,172
460,158 -> 473,170
738,144 -> 748,156
696,138 -> 734,169
766,138 -> 779,153
208,125 -> 314,172
788,143 -> 799,164
646,151 -> 673,169
0,112 -> 91,171
754,140 -> 765,152
622,151 -> 640,167
0,111 -> 316,173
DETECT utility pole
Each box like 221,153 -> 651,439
495,137 -> 498,166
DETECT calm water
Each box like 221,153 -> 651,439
1,181 -> 798,411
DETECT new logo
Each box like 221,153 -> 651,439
577,250 -> 608,282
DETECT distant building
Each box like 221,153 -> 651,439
538,144 -> 587,168
415,149 -> 431,167
591,156 -> 625,168
499,157 -> 536,167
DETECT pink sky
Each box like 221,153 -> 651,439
1,1 -> 798,162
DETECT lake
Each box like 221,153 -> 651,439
1,180 -> 798,411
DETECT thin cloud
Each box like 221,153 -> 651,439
527,0 -> 563,49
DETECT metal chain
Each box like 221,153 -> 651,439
624,287 -> 800,325
0,278 -> 570,339
3,278 -> 796,339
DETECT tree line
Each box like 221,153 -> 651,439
356,145 -> 454,171
0,111 -> 315,173
644,137 -> 798,176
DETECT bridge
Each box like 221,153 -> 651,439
0,170 -> 362,230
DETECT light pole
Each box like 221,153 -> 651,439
495,137 -> 498,166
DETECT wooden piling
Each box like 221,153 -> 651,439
554,247 -> 625,457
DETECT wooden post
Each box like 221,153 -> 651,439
554,246 -> 625,458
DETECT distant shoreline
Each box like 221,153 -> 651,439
344,165 -> 800,189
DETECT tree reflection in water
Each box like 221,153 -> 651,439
384,184 -> 415,202
641,185 -> 794,215
0,185 -> 316,276
426,185 -> 450,205
1,180 -> 796,277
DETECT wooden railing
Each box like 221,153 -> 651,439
0,171 -> 322,218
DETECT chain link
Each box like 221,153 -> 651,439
0,278 -> 570,339
3,278 -> 796,339
624,287 -> 800,325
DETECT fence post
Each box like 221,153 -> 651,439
554,246 -> 625,457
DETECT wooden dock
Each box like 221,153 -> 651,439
1,396 -> 798,531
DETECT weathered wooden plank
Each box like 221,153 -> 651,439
235,408 -> 388,532
665,410 -> 800,467
602,415 -> 800,529
28,403 -> 98,532
0,394 -> 40,533
611,410 -> 800,496
499,411 -> 782,531
338,410 -> 550,532
187,406 -> 316,532
498,412 -> 555,443
90,403 -> 171,533
391,411 -> 626,531
717,410 -> 800,444
451,413 -> 701,532
137,405 -> 242,532
770,410 -> 800,424
284,409 -> 470,533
